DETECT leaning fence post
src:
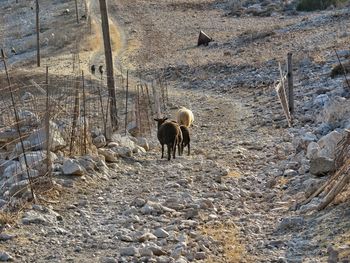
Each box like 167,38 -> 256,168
35,0 -> 40,67
82,70 -> 87,155
45,66 -> 51,181
1,49 -> 36,201
152,81 -> 161,118
287,52 -> 294,114
69,76 -> 80,155
125,70 -> 129,135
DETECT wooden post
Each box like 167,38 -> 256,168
152,81 -> 161,118
141,85 -> 152,136
287,52 -> 294,114
75,0 -> 79,24
145,83 -> 154,118
125,70 -> 129,135
82,70 -> 87,155
45,66 -> 51,180
36,0 -> 40,67
69,76 -> 80,155
99,0 -> 118,130
136,85 -> 141,135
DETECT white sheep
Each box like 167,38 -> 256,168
176,107 -> 194,128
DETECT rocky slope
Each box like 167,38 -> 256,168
0,0 -> 350,262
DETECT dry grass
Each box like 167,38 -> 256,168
199,223 -> 248,263
225,170 -> 242,178
0,211 -> 17,226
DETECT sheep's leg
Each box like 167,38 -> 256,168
161,144 -> 164,159
168,144 -> 172,161
178,142 -> 181,156
172,143 -> 176,159
188,142 -> 190,156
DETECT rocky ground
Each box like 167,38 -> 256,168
1,0 -> 350,262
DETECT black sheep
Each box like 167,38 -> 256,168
91,65 -> 95,74
154,117 -> 182,161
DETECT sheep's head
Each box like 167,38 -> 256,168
154,117 -> 168,129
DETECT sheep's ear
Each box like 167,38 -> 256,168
154,118 -> 159,121
163,117 -> 168,121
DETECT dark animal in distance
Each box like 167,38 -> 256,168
154,117 -> 183,161
91,65 -> 95,74
81,15 -> 87,20
99,65 -> 103,75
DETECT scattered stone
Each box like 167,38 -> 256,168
154,228 -> 169,238
310,156 -> 335,176
93,135 -> 106,148
98,148 -> 118,162
283,169 -> 298,177
0,234 -> 16,241
138,232 -> 157,242
62,159 -> 84,176
0,252 -> 13,262
120,246 -> 138,256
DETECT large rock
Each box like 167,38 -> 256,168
8,180 -> 31,197
62,159 -> 84,176
110,133 -> 136,150
28,121 -> 66,152
98,148 -> 118,162
92,135 -> 106,148
310,156 -> 335,176
306,142 -> 320,160
318,96 -> 350,126
18,110 -> 40,127
2,161 -> 23,180
19,151 -> 47,175
317,131 -> 343,159
11,140 -> 31,156
136,137 -> 150,151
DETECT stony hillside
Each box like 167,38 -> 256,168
0,0 -> 350,262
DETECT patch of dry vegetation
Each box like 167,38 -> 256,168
199,223 -> 248,263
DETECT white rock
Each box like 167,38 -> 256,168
21,91 -> 35,101
154,228 -> 170,238
18,110 -> 40,126
28,121 -> 66,152
62,159 -> 84,175
317,130 -> 343,159
136,137 -> 150,151
98,148 -> 118,162
306,142 -> 320,160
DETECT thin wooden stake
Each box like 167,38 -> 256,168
287,52 -> 294,114
125,70 -> 129,135
137,85 -> 141,135
334,49 -> 350,90
69,76 -> 80,155
141,85 -> 152,136
75,0 -> 79,24
82,70 -> 87,155
1,49 -> 36,201
45,66 -> 51,181
35,0 -> 40,67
